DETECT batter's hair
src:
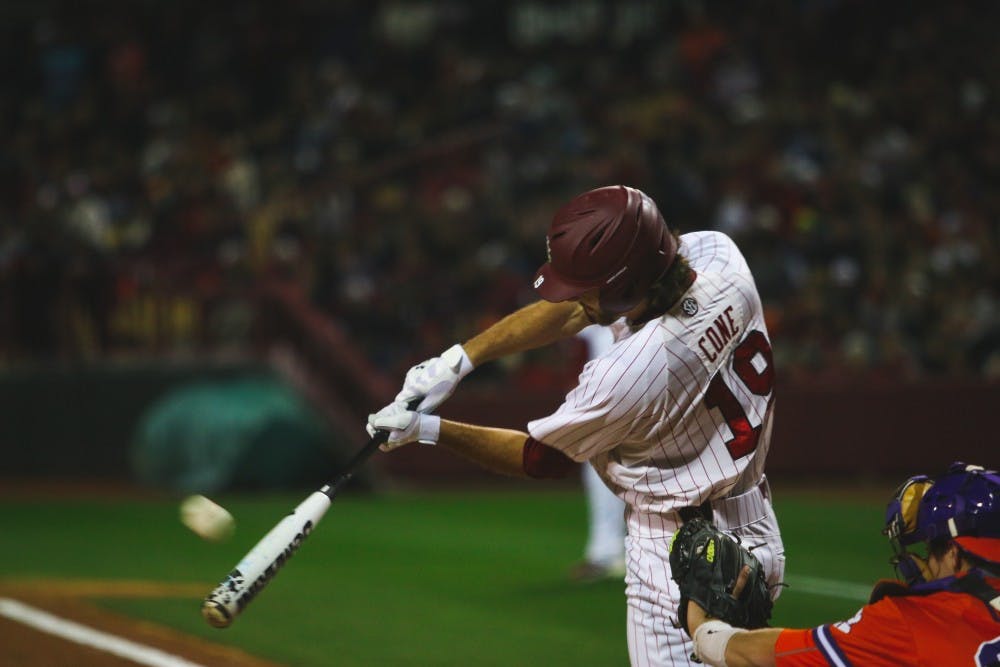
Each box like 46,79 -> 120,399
632,232 -> 694,325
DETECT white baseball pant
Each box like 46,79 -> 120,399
624,480 -> 785,667
583,462 -> 627,567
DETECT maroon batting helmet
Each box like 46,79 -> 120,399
533,185 -> 678,314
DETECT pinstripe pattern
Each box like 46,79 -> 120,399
527,231 -> 785,666
625,485 -> 785,666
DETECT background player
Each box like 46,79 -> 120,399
571,324 -> 627,583
682,461 -> 1000,666
368,184 -> 785,665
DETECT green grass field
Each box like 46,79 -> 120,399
0,485 -> 892,666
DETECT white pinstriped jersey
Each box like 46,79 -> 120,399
528,231 -> 775,527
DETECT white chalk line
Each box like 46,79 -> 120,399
0,597 -> 205,667
0,576 -> 868,665
782,574 -> 871,601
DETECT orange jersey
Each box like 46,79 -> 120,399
774,580 -> 1000,666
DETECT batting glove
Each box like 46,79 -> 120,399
395,344 -> 474,414
368,401 -> 441,451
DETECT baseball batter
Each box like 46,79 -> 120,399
369,185 -> 785,666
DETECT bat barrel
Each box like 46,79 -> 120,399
201,414 -> 410,628
202,491 -> 332,627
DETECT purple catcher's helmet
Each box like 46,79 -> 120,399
884,462 -> 1000,584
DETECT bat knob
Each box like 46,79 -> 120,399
201,599 -> 233,628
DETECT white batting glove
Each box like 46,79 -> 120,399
368,401 -> 441,452
395,344 -> 474,414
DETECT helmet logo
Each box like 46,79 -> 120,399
533,275 -> 544,289
681,298 -> 699,316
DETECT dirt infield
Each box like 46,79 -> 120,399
0,579 -> 284,667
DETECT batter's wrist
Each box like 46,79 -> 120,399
417,415 -> 441,445
443,344 -> 475,378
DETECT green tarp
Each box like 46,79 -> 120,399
132,377 -> 338,493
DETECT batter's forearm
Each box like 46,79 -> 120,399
462,300 -> 590,367
437,420 -> 531,478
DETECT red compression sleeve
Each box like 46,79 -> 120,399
522,437 -> 575,479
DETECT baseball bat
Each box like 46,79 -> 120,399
201,403 -> 413,628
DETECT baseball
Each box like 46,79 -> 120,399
180,495 -> 235,542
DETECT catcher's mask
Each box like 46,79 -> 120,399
883,462 -> 1000,584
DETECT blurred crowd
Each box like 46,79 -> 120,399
1,0 -> 997,384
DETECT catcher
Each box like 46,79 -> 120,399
672,462 -> 1000,666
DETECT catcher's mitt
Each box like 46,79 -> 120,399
669,518 -> 773,636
